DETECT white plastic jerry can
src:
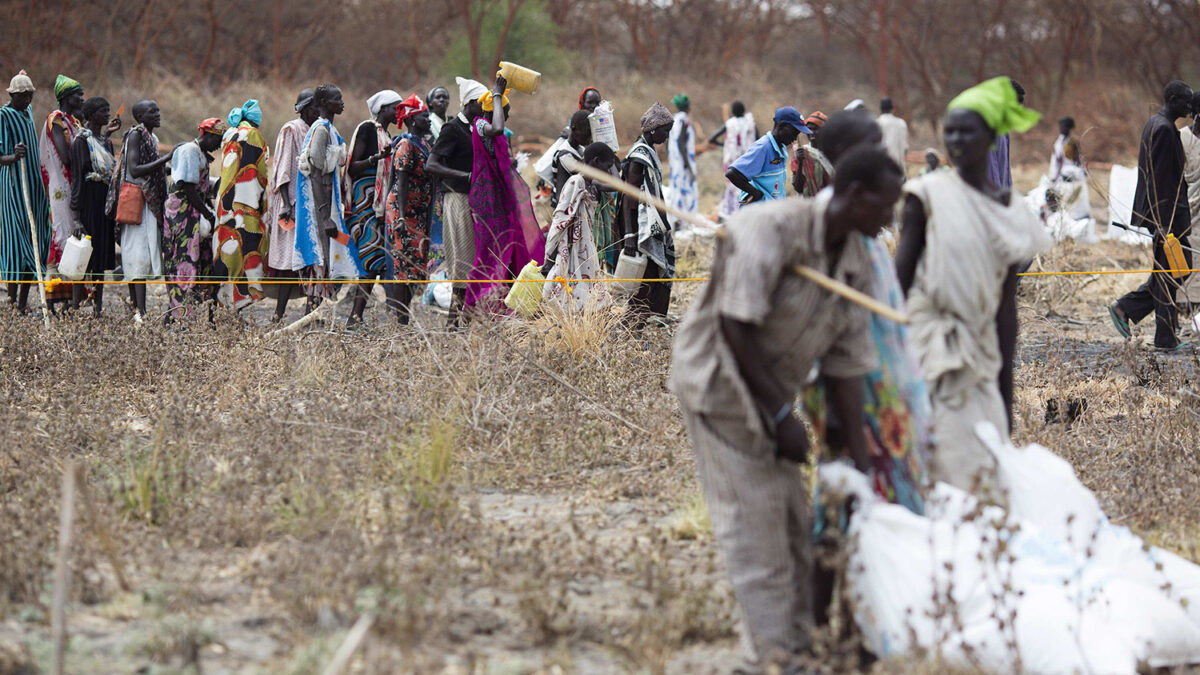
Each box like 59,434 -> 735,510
59,235 -> 93,281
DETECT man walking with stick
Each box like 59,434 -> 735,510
1110,80 -> 1195,351
0,70 -> 52,320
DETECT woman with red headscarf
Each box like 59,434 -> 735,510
384,95 -> 435,324
579,87 -> 602,113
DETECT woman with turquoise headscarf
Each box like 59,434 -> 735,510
666,93 -> 697,230
215,98 -> 271,310
895,77 -> 1052,502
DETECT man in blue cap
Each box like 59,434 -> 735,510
725,106 -> 811,205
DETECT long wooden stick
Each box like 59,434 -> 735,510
76,466 -> 130,592
320,614 -> 374,675
17,157 -> 51,329
52,462 -> 78,675
569,160 -> 910,325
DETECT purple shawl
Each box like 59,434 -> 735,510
466,119 -> 544,308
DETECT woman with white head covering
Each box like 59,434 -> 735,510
343,89 -> 402,327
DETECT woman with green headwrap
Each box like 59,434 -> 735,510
667,93 -> 696,230
895,77 -> 1051,502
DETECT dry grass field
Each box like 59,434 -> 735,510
1,159 -> 1198,675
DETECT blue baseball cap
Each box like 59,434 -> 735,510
774,106 -> 813,135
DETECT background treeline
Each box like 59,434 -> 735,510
2,0 -> 1196,160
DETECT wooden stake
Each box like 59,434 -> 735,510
52,462 -> 78,675
75,466 -> 130,592
17,157 -> 51,329
569,160 -> 910,325
320,614 -> 374,675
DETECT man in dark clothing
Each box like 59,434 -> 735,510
1110,80 -> 1194,351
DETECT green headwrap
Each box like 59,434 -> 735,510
946,77 -> 1041,136
671,93 -> 690,110
53,74 -> 82,101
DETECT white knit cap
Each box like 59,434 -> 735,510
455,77 -> 487,107
367,89 -> 402,117
7,70 -> 35,94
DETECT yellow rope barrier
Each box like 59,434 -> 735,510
7,269 -> 1199,285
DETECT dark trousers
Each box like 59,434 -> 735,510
629,258 -> 672,318
1116,235 -> 1192,348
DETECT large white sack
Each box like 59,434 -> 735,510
829,427 -> 1200,674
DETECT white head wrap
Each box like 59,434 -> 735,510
844,99 -> 866,111
7,70 -> 35,94
455,77 -> 487,107
367,89 -> 403,117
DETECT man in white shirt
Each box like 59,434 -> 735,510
877,97 -> 909,176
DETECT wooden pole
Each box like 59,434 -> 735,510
52,462 -> 79,675
320,614 -> 374,675
568,161 -> 910,324
17,157 -> 51,329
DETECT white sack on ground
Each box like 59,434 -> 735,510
821,424 -> 1200,674
1104,164 -> 1151,245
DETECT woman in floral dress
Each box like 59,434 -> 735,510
384,95 -> 434,324
163,118 -> 224,320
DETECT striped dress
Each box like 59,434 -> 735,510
0,105 -> 51,281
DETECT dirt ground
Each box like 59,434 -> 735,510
1,158 -> 1198,675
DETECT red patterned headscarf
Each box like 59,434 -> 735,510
198,117 -> 227,136
395,94 -> 428,126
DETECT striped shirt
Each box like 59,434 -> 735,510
669,192 -> 876,433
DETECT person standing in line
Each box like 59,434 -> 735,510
425,86 -> 450,139
667,94 -> 697,230
110,100 -> 172,322
621,103 -> 676,324
793,112 -> 833,198
426,76 -> 487,327
550,110 -> 593,207
384,95 -> 435,324
877,97 -> 908,175
986,79 -> 1024,189
1109,80 -> 1195,351
68,97 -> 119,315
0,70 -> 51,313
265,88 -> 318,323
163,118 -> 224,322
294,83 -> 356,315
424,85 -> 451,273
344,90 -> 401,327
670,146 -> 903,674
39,74 -> 93,305
895,77 -> 1052,499
465,79 -> 544,311
543,142 -> 617,313
710,101 -> 758,220
725,106 -> 810,205
214,99 -> 271,310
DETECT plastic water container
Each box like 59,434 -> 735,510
504,260 -> 545,318
497,62 -> 541,95
589,101 -> 619,152
58,235 -> 92,281
612,249 -> 648,297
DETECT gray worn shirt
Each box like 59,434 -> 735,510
669,193 -> 877,435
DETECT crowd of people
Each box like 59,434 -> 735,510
2,64 -> 1198,671
0,70 -> 679,327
